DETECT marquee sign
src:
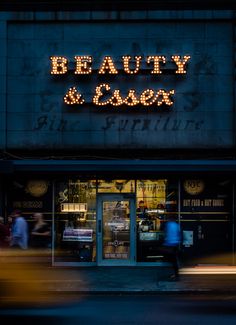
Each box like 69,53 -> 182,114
50,55 -> 190,108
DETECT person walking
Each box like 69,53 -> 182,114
6,214 -> 13,236
10,209 -> 28,249
0,216 -> 11,248
30,213 -> 51,249
162,214 -> 181,281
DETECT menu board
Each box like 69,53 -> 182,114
181,178 -> 231,219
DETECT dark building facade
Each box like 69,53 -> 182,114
0,1 -> 236,266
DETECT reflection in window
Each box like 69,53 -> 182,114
97,179 -> 135,193
136,179 -> 178,262
137,179 -> 167,210
54,179 -> 97,263
102,200 -> 130,260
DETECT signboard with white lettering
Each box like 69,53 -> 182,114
63,228 -> 93,242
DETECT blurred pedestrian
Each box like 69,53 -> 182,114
0,216 -> 11,248
6,214 -> 13,235
10,209 -> 28,249
162,214 -> 181,281
30,213 -> 51,249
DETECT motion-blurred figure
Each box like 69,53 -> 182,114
10,209 -> 28,249
30,213 -> 51,249
0,216 -> 10,248
162,215 -> 181,281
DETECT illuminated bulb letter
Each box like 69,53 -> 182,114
109,90 -> 123,106
93,83 -> 111,106
74,56 -> 92,74
50,56 -> 68,74
122,56 -> 142,74
98,56 -> 118,74
156,89 -> 175,106
146,56 -> 166,74
64,87 -> 85,105
140,89 -> 156,106
171,55 -> 191,74
123,89 -> 139,106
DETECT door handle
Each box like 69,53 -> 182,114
98,220 -> 102,233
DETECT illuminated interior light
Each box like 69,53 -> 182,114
156,89 -> 175,106
50,56 -> 68,74
92,83 -> 111,105
98,56 -> 118,74
171,55 -> 191,74
122,55 -> 142,74
140,89 -> 156,106
64,87 -> 85,105
123,89 -> 139,106
146,56 -> 166,74
74,56 -> 92,74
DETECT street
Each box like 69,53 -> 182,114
1,293 -> 236,324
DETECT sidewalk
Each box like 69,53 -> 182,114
2,250 -> 236,298
3,262 -> 236,307
41,265 -> 236,294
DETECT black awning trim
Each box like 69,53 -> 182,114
11,159 -> 236,173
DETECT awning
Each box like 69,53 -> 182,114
10,159 -> 236,173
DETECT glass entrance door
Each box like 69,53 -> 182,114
97,194 -> 136,265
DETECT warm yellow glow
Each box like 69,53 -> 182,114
74,56 -> 92,74
50,56 -> 68,74
146,56 -> 166,74
98,56 -> 118,74
109,89 -> 123,106
122,55 -> 142,74
92,83 -> 175,107
140,89 -> 156,106
156,89 -> 175,106
172,55 -> 191,74
49,54 -> 187,107
64,87 -> 85,105
123,89 -> 139,106
92,83 -> 111,105
180,267 -> 236,274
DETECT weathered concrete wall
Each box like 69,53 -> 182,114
1,11 -> 234,149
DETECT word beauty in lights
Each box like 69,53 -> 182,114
50,55 -> 191,108
50,55 -> 191,75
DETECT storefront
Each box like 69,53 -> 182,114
2,160 -> 235,266
0,2 -> 236,267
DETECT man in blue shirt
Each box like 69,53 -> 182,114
10,210 -> 28,249
163,214 -> 181,280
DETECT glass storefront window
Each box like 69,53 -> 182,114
136,179 -> 178,262
54,179 -> 97,263
97,179 -> 135,193
180,177 -> 233,265
6,176 -> 234,266
7,178 -> 53,252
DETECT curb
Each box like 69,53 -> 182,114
46,289 -> 236,295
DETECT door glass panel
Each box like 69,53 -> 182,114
102,200 -> 130,260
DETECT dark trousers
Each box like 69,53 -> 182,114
161,245 -> 179,277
